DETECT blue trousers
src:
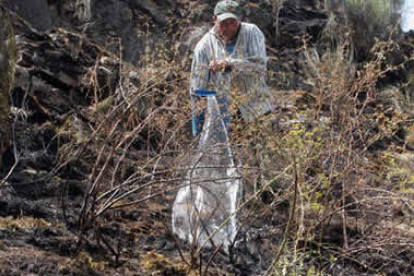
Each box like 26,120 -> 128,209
191,95 -> 230,137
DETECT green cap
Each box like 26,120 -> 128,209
214,0 -> 241,22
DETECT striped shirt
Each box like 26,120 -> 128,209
190,22 -> 273,135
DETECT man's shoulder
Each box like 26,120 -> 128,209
194,28 -> 216,50
241,22 -> 258,28
240,22 -> 262,33
199,28 -> 216,42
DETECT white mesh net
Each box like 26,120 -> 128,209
172,96 -> 242,251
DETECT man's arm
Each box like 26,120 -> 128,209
225,25 -> 267,73
190,44 -> 210,94
190,43 -> 210,136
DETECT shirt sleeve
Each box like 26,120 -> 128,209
189,41 -> 210,136
226,25 -> 267,73
190,42 -> 210,95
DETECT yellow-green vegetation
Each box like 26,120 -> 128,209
269,254 -> 326,276
65,251 -> 108,272
92,95 -> 114,115
140,251 -> 173,271
347,0 -> 395,21
140,251 -> 192,275
58,114 -> 92,146
243,29 -> 414,275
0,216 -> 51,230
0,8 -> 17,170
380,151 -> 414,194
345,0 -> 404,58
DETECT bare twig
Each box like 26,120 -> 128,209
264,153 -> 298,276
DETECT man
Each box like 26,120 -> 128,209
190,0 -> 273,136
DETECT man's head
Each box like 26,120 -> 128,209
213,0 -> 241,41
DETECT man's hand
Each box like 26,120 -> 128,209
209,60 -> 228,72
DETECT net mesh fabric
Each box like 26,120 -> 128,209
172,96 -> 242,250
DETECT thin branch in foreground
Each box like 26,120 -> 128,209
264,152 -> 298,276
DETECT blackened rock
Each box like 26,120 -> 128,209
3,0 -> 52,31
